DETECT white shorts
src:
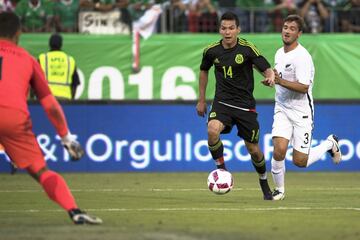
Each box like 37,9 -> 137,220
272,104 -> 314,154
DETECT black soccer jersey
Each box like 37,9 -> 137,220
200,38 -> 270,109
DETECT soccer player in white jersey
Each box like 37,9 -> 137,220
270,15 -> 342,200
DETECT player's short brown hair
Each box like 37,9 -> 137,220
284,14 -> 305,32
0,12 -> 21,39
220,11 -> 240,28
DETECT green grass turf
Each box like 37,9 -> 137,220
1,172 -> 360,240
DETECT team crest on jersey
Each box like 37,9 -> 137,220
210,112 -> 216,118
285,64 -> 293,71
235,54 -> 244,64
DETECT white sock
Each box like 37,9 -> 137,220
307,140 -> 333,167
271,158 -> 285,193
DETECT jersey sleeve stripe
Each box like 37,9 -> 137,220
238,39 -> 260,56
203,41 -> 220,55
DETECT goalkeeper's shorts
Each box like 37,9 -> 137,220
0,107 -> 46,171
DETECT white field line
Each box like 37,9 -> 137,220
0,207 -> 360,214
1,187 -> 360,193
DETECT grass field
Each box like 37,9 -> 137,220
1,172 -> 360,240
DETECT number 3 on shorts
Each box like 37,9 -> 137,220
304,132 -> 309,144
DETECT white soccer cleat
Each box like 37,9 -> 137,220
69,209 -> 103,225
327,134 -> 342,164
272,188 -> 285,201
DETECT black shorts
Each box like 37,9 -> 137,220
208,101 -> 260,143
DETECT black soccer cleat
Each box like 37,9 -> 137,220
68,208 -> 103,225
259,179 -> 273,200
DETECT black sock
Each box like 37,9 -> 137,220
209,139 -> 225,169
252,155 -> 266,175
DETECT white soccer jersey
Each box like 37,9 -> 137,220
274,43 -> 315,116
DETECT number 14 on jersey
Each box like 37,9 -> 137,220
222,66 -> 233,78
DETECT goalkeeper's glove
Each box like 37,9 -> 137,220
61,133 -> 85,161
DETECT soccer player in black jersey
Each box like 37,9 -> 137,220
196,11 -> 275,200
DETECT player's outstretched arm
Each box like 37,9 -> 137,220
39,95 -> 84,161
253,64 -> 274,87
40,95 -> 69,137
274,69 -> 309,93
261,68 -> 275,87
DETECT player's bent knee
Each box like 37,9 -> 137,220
207,124 -> 221,140
207,127 -> 219,137
293,158 -> 307,168
293,151 -> 308,168
247,146 -> 259,156
273,151 -> 286,161
244,142 -> 261,157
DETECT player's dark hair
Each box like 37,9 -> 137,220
220,12 -> 240,27
284,14 -> 305,32
0,12 -> 21,39
49,33 -> 63,50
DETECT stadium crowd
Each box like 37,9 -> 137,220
0,0 -> 359,33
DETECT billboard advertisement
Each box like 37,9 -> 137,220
20,34 -> 360,100
0,103 -> 359,172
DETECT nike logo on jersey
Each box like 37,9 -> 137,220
300,146 -> 308,149
214,58 -> 220,64
285,64 -> 291,68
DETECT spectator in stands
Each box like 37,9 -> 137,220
298,0 -> 330,33
339,0 -> 360,32
169,0 -> 189,32
269,0 -> 297,32
128,0 -> 150,21
188,0 -> 218,32
79,0 -> 95,10
79,0 -> 132,32
54,0 -> 80,32
15,0 -> 53,32
94,0 -> 116,12
116,0 -> 132,32
217,0 -> 249,31
223,0 -> 250,32
224,0 -> 272,33
320,0 -> 347,32
253,0 -> 276,32
38,34 -> 80,100
79,0 -> 116,12
0,0 -> 16,12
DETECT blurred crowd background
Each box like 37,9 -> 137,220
0,0 -> 359,34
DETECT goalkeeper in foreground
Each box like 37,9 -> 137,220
0,12 -> 102,225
